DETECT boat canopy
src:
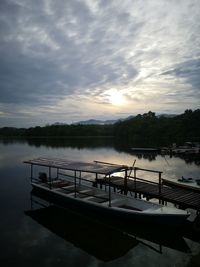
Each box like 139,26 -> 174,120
24,157 -> 128,175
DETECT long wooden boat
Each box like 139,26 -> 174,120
24,158 -> 190,227
162,177 -> 200,192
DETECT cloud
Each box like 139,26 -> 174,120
0,0 -> 200,126
161,58 -> 200,91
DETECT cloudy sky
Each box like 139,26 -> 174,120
0,0 -> 200,127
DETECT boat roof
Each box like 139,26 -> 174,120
24,157 -> 128,175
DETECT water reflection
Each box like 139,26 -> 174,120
127,151 -> 159,161
0,137 -> 114,149
127,150 -> 200,166
171,153 -> 200,166
1,138 -> 200,266
26,189 -> 193,262
26,206 -> 137,261
0,137 -> 199,165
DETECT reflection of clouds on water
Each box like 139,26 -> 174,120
130,152 -> 158,162
16,216 -> 93,267
124,244 -> 189,267
162,155 -> 200,181
2,211 -> 198,267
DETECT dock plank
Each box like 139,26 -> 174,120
97,177 -> 200,211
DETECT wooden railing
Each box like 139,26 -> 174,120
128,167 -> 163,196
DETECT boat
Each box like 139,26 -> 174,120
162,176 -> 200,192
170,142 -> 200,155
24,157 -> 190,227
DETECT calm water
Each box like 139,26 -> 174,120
0,138 -> 200,267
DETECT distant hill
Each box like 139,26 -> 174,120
73,119 -> 117,125
52,122 -> 68,126
54,114 -> 175,126
73,116 -> 136,125
157,114 -> 177,118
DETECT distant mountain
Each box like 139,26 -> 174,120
74,116 -> 136,125
52,122 -> 68,126
117,115 -> 135,122
74,119 -> 117,125
157,114 -> 177,118
52,114 -> 176,126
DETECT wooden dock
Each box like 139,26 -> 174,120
96,175 -> 200,211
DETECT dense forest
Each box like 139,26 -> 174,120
114,109 -> 200,146
0,109 -> 200,147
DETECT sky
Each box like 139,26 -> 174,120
0,0 -> 200,127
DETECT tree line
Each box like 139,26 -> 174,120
0,109 -> 200,146
113,109 -> 200,146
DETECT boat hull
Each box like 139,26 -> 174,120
31,182 -> 189,228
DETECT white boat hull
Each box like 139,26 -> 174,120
31,180 -> 189,227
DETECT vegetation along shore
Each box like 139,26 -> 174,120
0,109 -> 200,147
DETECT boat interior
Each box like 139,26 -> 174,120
33,178 -> 164,212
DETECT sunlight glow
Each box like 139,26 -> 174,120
107,89 -> 126,106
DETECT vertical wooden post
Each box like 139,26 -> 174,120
56,168 -> 59,179
79,171 -> 82,185
74,171 -> 77,198
30,164 -> 33,182
95,173 -> 98,188
49,167 -> 51,189
124,169 -> 128,195
134,167 -> 137,198
109,174 -> 111,207
159,172 -> 162,203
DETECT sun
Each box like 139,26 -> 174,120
107,89 -> 126,106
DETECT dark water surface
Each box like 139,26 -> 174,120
0,138 -> 200,267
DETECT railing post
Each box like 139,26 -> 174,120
124,169 -> 128,195
109,174 -> 111,207
49,167 -> 52,189
159,172 -> 162,194
79,171 -> 82,185
74,171 -> 77,198
30,164 -> 33,182
158,172 -> 162,203
134,167 -> 137,198
95,173 -> 98,187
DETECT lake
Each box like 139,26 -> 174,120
0,138 -> 200,267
